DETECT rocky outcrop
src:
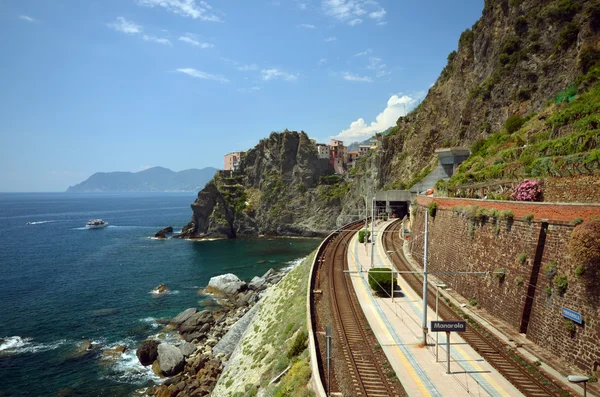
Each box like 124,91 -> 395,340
137,340 -> 161,366
157,343 -> 185,376
177,131 -> 342,239
205,274 -> 246,297
154,226 -> 173,239
169,308 -> 198,327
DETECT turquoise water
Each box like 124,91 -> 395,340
0,193 -> 319,396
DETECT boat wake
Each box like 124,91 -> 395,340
26,220 -> 58,225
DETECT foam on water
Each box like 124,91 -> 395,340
140,317 -> 160,329
102,340 -> 163,385
26,220 -> 58,225
281,257 -> 306,272
0,336 -> 68,355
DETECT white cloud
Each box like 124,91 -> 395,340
322,0 -> 385,25
136,0 -> 221,22
178,34 -> 214,48
325,36 -> 337,42
176,68 -> 229,83
298,23 -> 316,29
19,15 -> 35,22
342,72 -> 372,82
318,58 -> 328,65
354,48 -> 371,57
376,21 -> 387,26
236,64 -> 259,71
334,94 -> 424,142
261,68 -> 299,82
143,35 -> 172,45
107,17 -> 142,34
369,9 -> 386,20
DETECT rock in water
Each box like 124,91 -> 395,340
152,284 -> 169,295
206,274 -> 246,296
137,340 -> 161,366
157,343 -> 185,376
169,308 -> 198,326
154,226 -> 174,239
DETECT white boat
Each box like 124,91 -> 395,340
86,219 -> 109,229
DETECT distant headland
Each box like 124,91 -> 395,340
66,166 -> 217,193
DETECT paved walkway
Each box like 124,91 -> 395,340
346,220 -> 523,397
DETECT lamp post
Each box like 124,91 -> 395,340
435,283 -> 447,361
568,375 -> 589,397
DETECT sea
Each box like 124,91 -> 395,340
0,193 -> 320,397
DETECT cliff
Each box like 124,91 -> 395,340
179,131 -> 344,239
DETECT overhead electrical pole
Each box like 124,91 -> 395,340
422,210 -> 429,345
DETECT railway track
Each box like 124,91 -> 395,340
382,219 -> 568,397
311,221 -> 405,397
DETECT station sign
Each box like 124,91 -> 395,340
430,320 -> 466,332
561,307 -> 582,324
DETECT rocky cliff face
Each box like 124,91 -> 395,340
179,131 -> 343,239
337,0 -> 600,214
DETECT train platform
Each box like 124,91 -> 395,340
346,219 -> 524,397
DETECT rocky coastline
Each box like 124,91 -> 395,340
134,268 -> 287,397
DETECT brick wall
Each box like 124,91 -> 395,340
409,198 -> 600,374
542,175 -> 600,204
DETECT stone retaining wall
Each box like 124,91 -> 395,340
410,198 -> 600,375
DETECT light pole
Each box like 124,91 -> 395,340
568,375 -> 589,397
422,210 -> 429,345
435,283 -> 447,361
370,196 -> 375,268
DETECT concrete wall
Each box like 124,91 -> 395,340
409,197 -> 600,375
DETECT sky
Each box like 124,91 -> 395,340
0,0 -> 483,192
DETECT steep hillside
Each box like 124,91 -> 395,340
350,0 -> 600,199
66,166 -> 217,192
178,131 -> 345,238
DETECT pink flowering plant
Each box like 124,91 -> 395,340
511,179 -> 542,201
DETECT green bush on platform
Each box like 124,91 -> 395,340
358,229 -> 371,243
368,268 -> 397,296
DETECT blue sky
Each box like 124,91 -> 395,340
0,0 -> 483,191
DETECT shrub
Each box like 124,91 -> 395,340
524,213 -> 534,223
555,21 -> 579,51
544,0 -> 581,22
564,319 -> 576,333
494,268 -> 506,281
500,210 -> 514,220
515,276 -> 525,286
368,268 -> 396,296
575,265 -> 586,277
428,202 -> 439,218
545,286 -> 553,296
569,219 -> 600,301
572,217 -> 584,226
459,29 -> 475,48
544,261 -> 558,280
554,275 -> 568,295
505,115 -> 526,133
511,180 -> 542,201
518,253 -> 527,264
358,229 -> 371,244
469,297 -> 478,307
286,330 -> 308,359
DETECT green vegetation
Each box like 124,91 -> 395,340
358,229 -> 371,244
272,358 -> 314,397
449,75 -> 600,188
368,268 -> 397,296
469,297 -> 479,307
287,331 -> 308,359
515,276 -> 525,287
555,21 -> 579,51
524,214 -> 534,223
575,264 -> 586,277
553,275 -> 568,295
427,201 -> 439,218
494,268 -> 506,281
572,217 -> 584,226
390,165 -> 433,190
518,253 -> 527,264
564,319 -> 576,333
544,261 -> 558,280
568,218 -> 600,302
